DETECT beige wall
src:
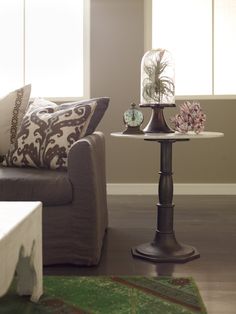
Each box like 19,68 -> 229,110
90,0 -> 236,184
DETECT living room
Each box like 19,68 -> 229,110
0,0 -> 235,313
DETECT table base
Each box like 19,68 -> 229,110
132,231 -> 200,263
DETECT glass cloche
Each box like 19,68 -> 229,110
140,49 -> 175,106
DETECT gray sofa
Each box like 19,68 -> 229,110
0,131 -> 108,266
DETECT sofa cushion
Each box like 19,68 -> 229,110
0,84 -> 31,156
3,98 -> 97,170
0,165 -> 72,206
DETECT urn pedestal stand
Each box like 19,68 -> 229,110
140,103 -> 175,133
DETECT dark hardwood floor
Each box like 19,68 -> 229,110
44,195 -> 236,314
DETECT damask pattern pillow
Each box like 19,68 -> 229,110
0,84 -> 31,156
67,97 -> 110,135
4,98 -> 97,170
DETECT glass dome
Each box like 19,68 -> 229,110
140,49 -> 175,106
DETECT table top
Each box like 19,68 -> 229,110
111,131 -> 224,140
0,201 -> 42,240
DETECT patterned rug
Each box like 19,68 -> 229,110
0,276 -> 207,314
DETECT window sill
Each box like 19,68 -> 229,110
176,95 -> 236,101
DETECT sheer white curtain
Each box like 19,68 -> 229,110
152,0 -> 236,96
0,0 -> 86,98
214,0 -> 236,95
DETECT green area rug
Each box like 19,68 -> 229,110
0,276 -> 207,314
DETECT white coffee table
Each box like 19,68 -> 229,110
0,201 -> 43,302
111,131 -> 224,263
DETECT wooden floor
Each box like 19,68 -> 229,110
44,195 -> 236,314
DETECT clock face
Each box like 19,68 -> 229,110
123,108 -> 144,127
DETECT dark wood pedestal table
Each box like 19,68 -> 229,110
111,131 -> 224,263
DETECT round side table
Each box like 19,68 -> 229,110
111,131 -> 224,263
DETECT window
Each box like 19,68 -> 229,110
0,0 -> 89,100
150,0 -> 236,97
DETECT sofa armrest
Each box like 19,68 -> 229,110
67,131 -> 108,264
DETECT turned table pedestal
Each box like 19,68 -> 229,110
111,131 -> 224,263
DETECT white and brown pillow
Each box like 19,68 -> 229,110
69,97 -> 110,135
4,98 -> 97,170
0,84 -> 31,156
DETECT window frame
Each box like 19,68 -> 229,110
145,0 -> 236,100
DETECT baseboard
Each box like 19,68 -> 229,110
107,183 -> 236,195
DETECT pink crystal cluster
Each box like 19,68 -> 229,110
171,101 -> 206,134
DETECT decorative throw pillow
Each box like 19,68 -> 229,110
68,97 -> 110,135
4,98 -> 97,170
0,84 -> 31,156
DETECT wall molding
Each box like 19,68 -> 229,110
107,183 -> 236,195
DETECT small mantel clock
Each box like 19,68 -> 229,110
123,103 -> 144,134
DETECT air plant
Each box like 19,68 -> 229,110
170,101 -> 206,134
142,49 -> 175,104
